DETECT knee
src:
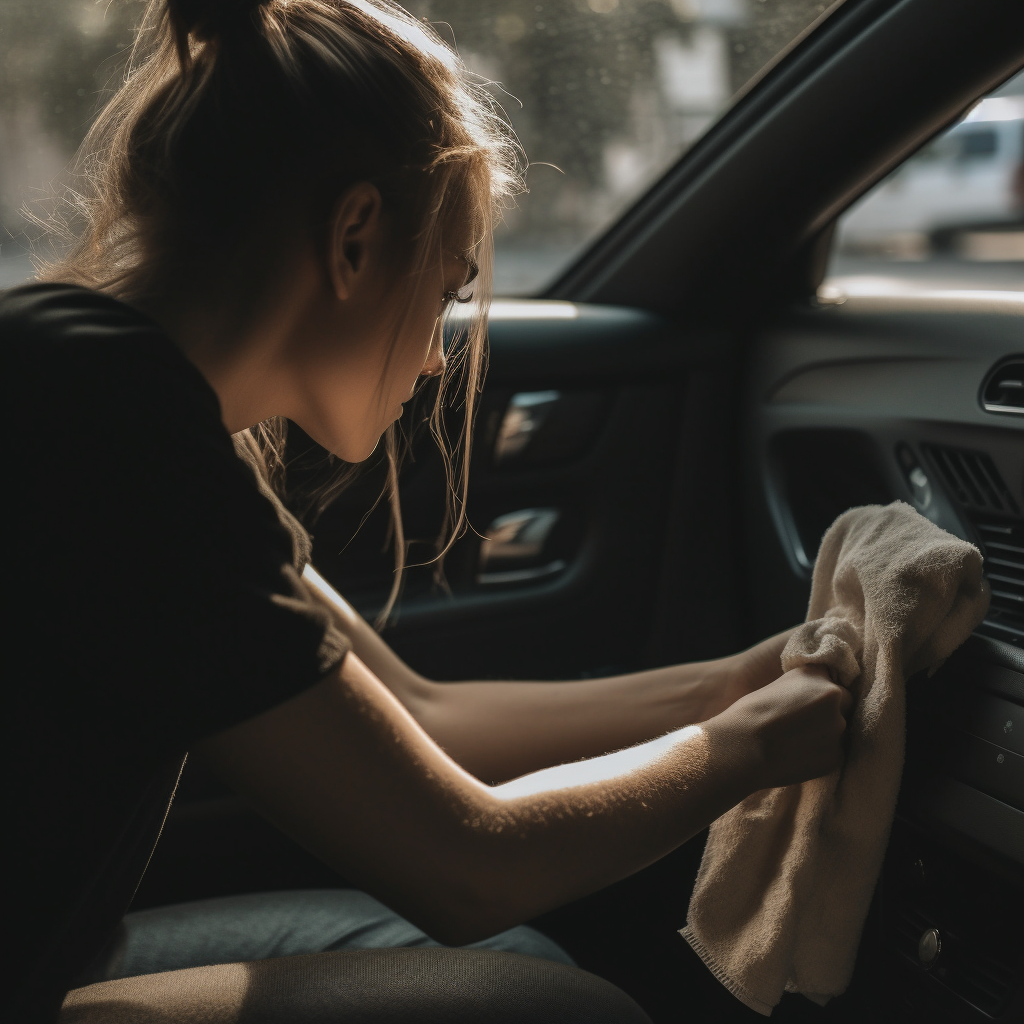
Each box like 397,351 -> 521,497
244,947 -> 653,1023
62,948 -> 653,1024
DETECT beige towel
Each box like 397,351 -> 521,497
680,501 -> 990,1014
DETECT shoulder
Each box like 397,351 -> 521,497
1,281 -> 158,336
2,281 -> 168,358
4,282 -> 266,550
1,282 -> 220,423
4,291 -> 346,748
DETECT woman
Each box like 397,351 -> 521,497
5,1 -> 851,1021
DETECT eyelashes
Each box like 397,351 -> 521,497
441,255 -> 479,311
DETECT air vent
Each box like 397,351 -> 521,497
920,444 -> 1023,644
922,444 -> 1020,516
885,901 -> 1020,1015
980,358 -> 1024,416
943,948 -> 1020,1017
887,903 -> 933,959
973,519 -> 1024,646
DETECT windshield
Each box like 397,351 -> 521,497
0,0 -> 844,294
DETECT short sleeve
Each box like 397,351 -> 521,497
8,284 -> 351,753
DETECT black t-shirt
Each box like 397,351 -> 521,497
3,283 -> 351,1021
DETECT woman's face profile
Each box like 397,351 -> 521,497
281,185 -> 474,463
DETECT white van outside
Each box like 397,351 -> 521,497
837,96 -> 1024,259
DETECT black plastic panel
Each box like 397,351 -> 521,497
745,293 -> 1023,641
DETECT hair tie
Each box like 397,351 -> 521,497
167,0 -> 267,67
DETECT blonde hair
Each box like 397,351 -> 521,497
37,0 -> 522,625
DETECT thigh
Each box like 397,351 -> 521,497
84,890 -> 573,983
62,948 -> 652,1024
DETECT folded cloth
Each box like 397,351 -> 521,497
680,501 -> 989,1015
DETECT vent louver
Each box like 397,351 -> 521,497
973,519 -> 1024,646
980,358 -> 1024,416
945,950 -> 1020,1017
922,444 -> 1023,646
923,444 -> 1020,516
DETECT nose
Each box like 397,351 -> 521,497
421,328 -> 446,379
421,350 -> 446,378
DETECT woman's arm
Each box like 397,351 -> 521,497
196,648 -> 849,945
302,565 -> 793,783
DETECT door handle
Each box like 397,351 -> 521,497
493,391 -> 562,465
477,508 -> 566,585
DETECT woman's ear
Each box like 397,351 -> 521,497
328,183 -> 385,301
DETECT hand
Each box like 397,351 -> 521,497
699,628 -> 798,720
710,664 -> 854,791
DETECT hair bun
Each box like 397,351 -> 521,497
167,0 -> 265,58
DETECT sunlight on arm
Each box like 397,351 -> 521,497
492,725 -> 707,800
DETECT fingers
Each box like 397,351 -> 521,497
808,666 -> 853,723
796,663 -> 835,688
728,662 -> 855,788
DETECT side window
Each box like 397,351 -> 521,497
827,70 -> 1024,290
2,0 -> 849,296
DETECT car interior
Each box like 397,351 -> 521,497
5,0 -> 1022,1020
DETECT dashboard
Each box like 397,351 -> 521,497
746,287 -> 1023,1022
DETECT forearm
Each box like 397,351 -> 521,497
203,649 -> 758,945
444,657 -> 845,942
440,719 -> 755,941
412,627 -> 795,782
302,564 -> 729,783
414,666 -> 724,783
201,648 -> 841,948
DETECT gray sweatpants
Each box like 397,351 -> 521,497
81,888 -> 574,983
64,890 -> 653,1023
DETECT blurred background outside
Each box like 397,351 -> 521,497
1,0 -> 1021,295
830,72 -> 1024,293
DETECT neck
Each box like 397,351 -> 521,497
142,264 -> 318,434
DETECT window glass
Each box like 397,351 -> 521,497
827,70 -> 1024,294
1,0 -> 842,294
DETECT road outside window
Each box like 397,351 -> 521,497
827,70 -> 1024,295
1,0 -> 841,294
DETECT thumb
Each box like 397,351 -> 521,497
836,684 -> 854,719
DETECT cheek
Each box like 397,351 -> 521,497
387,323 -> 437,399
295,360 -> 390,461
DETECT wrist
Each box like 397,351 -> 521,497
690,656 -> 739,723
702,701 -> 765,797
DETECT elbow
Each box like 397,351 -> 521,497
399,866 -> 525,948
416,909 -> 518,949
418,917 -> 487,948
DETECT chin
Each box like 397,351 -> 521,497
330,433 -> 384,464
299,422 -> 380,464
